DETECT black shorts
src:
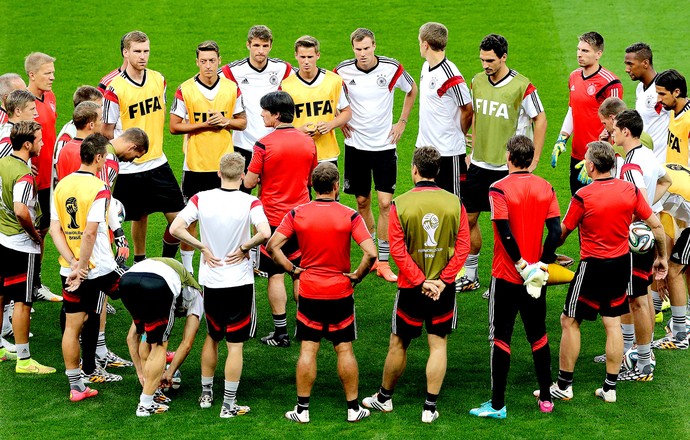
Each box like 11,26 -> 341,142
0,245 -> 39,304
463,164 -> 509,213
120,271 -> 175,345
569,156 -> 587,196
236,147 -> 253,194
61,270 -> 119,315
37,188 -> 50,230
392,283 -> 456,340
343,144 -> 397,196
564,253 -> 631,321
670,228 -> 690,266
181,171 -> 220,201
296,295 -> 356,344
488,277 -> 548,347
629,248 -> 654,298
204,284 -> 256,343
257,225 -> 300,276
112,162 -> 185,220
435,154 -> 466,197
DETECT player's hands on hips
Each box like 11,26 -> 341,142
341,123 -> 353,139
574,160 -> 592,185
201,248 -> 222,268
344,270 -> 365,287
225,247 -> 250,265
551,134 -> 567,168
387,121 -> 406,145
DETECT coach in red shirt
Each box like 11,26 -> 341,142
267,162 -> 376,423
549,141 -> 666,404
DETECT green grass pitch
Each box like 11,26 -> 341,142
0,1 -> 689,438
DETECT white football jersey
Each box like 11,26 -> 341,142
620,145 -> 667,211
177,188 -> 268,288
636,79 -> 670,164
335,56 -> 414,151
220,58 -> 293,152
0,122 -> 13,158
416,58 -> 472,156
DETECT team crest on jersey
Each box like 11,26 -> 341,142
376,74 -> 387,88
269,72 -> 279,86
65,197 -> 79,229
422,213 -> 439,247
587,84 -> 596,96
646,95 -> 656,108
429,77 -> 437,89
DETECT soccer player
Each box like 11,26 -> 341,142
281,35 -> 351,164
334,27 -> 418,283
416,22 -> 473,198
458,33 -> 546,293
0,121 -> 54,373
55,102 -> 103,181
244,91 -> 317,347
469,135 -> 559,419
267,162 -> 376,423
612,110 -> 671,380
625,43 -> 669,163
50,134 -> 123,399
0,73 -> 26,125
102,30 -> 185,262
171,152 -> 270,418
0,89 -> 39,158
551,32 -> 623,195
362,146 -> 470,423
220,25 -> 292,178
652,69 -> 690,349
98,34 -> 128,96
119,257 -> 202,416
545,141 -> 666,403
170,40 -> 246,274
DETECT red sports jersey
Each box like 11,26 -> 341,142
98,68 -> 121,95
34,90 -> 57,190
55,138 -> 83,182
563,177 -> 652,259
489,172 -> 560,284
247,126 -> 317,226
569,66 -> 623,160
276,200 -> 371,299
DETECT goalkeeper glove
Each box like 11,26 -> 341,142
574,160 -> 592,185
523,262 -> 549,299
551,134 -> 568,168
113,228 -> 130,265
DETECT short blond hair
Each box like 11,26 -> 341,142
351,28 -> 375,45
24,52 -> 55,76
419,22 -> 448,51
123,31 -> 149,50
220,153 -> 245,181
295,35 -> 320,53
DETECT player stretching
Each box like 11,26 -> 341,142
551,32 -> 623,195
335,27 -> 418,283
458,34 -> 546,293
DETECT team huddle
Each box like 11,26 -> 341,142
0,21 -> 689,424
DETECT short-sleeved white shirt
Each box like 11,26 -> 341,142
636,79 -> 670,164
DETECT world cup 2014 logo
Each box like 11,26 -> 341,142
422,213 -> 439,247
65,197 -> 79,229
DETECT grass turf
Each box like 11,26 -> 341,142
0,0 -> 689,438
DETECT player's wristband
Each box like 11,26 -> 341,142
239,244 -> 248,253
399,118 -> 408,124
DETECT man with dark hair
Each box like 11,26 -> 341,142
0,90 -> 39,158
220,25 -> 293,176
170,40 -> 246,274
625,43 -> 669,163
416,23 -> 473,199
244,91 -> 317,348
656,69 -> 690,165
0,73 -> 26,125
335,27 -> 418,283
469,135 -> 560,418
51,133 -> 121,401
458,33 -> 546,293
611,110 -> 671,377
362,146 -> 470,423
267,162 -> 376,423
0,121 -> 53,372
551,32 -> 624,196
543,141 -> 666,404
56,102 -> 103,181
103,30 -> 186,263
282,35 -> 351,164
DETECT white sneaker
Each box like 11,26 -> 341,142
422,409 -> 439,423
361,393 -> 393,412
534,382 -> 573,400
347,406 -> 370,422
136,401 -> 169,416
1,339 -> 16,352
595,388 -> 616,403
199,393 -> 213,409
34,285 -> 63,302
219,403 -> 251,418
285,405 -> 310,423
